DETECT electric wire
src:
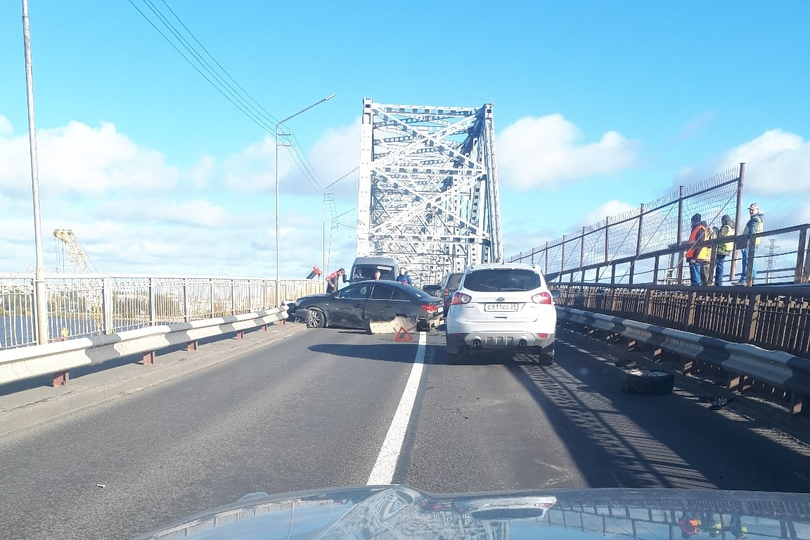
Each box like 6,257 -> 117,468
156,0 -> 281,126
129,0 -> 331,199
128,0 -> 275,133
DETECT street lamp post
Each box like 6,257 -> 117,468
21,0 -> 48,345
274,94 -> 335,305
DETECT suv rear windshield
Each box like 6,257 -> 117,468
463,269 -> 542,292
444,273 -> 463,289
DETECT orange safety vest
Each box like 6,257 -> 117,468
686,224 -> 710,261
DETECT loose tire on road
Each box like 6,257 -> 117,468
537,345 -> 555,366
620,368 -> 674,395
307,308 -> 327,328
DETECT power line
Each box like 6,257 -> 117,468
130,1 -> 333,197
128,0 -> 276,133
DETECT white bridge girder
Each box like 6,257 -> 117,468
357,99 -> 502,285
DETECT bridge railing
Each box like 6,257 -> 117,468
0,273 -> 324,350
525,223 -> 810,287
553,282 -> 810,360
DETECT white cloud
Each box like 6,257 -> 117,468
721,129 -> 810,195
0,120 -> 180,196
0,115 -> 12,136
0,115 -> 362,278
497,114 -> 642,190
217,120 -> 361,200
222,137 -> 274,193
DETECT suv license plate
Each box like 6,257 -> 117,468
485,303 -> 518,312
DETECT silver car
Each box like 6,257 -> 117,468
444,262 -> 556,364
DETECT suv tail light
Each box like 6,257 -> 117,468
451,292 -> 471,305
532,292 -> 553,304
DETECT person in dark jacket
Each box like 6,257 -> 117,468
734,203 -> 764,285
396,268 -> 413,285
325,268 -> 347,293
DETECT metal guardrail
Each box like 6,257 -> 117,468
553,282 -> 810,359
0,273 -> 324,350
557,307 -> 810,417
0,307 -> 289,387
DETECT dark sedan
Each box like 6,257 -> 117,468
289,280 -> 443,330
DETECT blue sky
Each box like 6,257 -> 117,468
1,1 -> 808,280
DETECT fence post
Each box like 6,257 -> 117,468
580,226 -> 585,276
686,289 -> 697,332
210,278 -> 215,318
183,277 -> 190,323
544,241 -> 549,275
560,235 -> 566,280
148,277 -> 156,326
102,276 -> 113,334
630,203 -> 644,285
676,186 -> 685,284
231,279 -> 237,315
795,226 -> 808,283
643,288 -> 653,324
743,291 -> 760,343
730,163 -> 745,283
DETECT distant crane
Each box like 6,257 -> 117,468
52,228 -> 102,337
53,229 -> 96,273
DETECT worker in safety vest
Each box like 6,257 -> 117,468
685,213 -> 710,286
678,512 -> 700,538
714,215 -> 736,286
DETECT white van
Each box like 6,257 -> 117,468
349,257 -> 399,283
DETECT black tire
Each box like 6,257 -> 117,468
621,368 -> 674,395
307,308 -> 327,328
537,344 -> 555,366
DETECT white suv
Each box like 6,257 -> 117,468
445,262 -> 556,365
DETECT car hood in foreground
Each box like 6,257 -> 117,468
133,485 -> 810,539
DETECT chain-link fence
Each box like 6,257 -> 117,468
508,166 -> 743,283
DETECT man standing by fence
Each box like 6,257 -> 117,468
734,203 -> 764,285
714,214 -> 735,285
686,214 -> 710,286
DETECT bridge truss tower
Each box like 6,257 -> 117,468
358,99 -> 503,285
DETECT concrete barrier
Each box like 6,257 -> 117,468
0,307 -> 288,387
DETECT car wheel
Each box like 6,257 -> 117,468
307,308 -> 326,328
621,369 -> 674,395
537,344 -> 555,366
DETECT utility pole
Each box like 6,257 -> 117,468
21,0 -> 48,345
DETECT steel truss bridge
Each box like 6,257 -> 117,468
357,99 -> 503,285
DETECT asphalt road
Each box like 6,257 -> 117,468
1,322 -> 809,540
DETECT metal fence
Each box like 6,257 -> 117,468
554,283 -> 810,359
0,273 -> 324,350
529,221 -> 810,288
508,165 -> 744,283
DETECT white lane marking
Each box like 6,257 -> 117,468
366,332 -> 427,485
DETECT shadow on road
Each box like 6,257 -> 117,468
508,328 -> 810,492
